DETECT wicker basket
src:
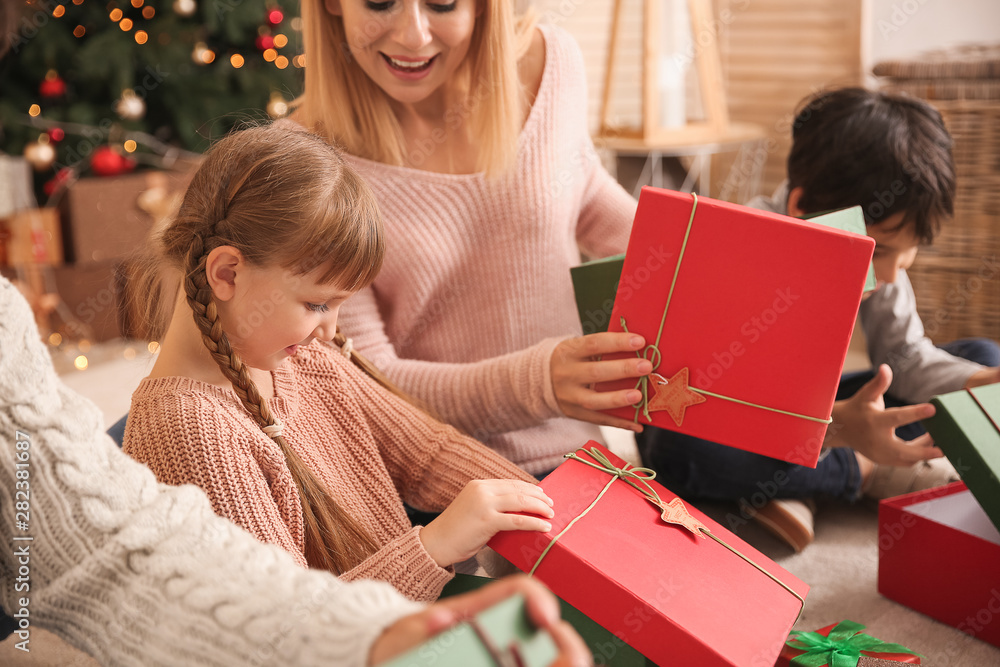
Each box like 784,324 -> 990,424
875,45 -> 1000,344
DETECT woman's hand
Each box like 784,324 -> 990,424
826,364 -> 943,466
551,332 -> 652,432
368,575 -> 591,667
420,480 -> 554,568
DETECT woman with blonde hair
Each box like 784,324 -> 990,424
294,0 -> 645,476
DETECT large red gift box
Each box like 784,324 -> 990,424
597,188 -> 874,466
489,442 -> 809,666
878,481 -> 1000,649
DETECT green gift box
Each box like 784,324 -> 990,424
570,254 -> 625,335
381,590 -> 557,667
442,575 -> 649,667
922,382 -> 1000,532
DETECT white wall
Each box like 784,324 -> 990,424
869,0 -> 1000,64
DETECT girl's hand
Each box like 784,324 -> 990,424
369,575 -> 591,667
551,332 -> 652,432
826,364 -> 943,466
420,480 -> 554,568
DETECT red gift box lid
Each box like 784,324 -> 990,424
598,188 -> 874,466
490,442 -> 809,666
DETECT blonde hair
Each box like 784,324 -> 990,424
296,0 -> 536,176
126,124 -> 386,574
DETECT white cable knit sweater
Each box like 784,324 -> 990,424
0,277 -> 422,666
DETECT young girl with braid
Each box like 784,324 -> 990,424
121,124 -> 553,602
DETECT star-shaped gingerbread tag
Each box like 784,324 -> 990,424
646,367 -> 706,426
658,497 -> 708,537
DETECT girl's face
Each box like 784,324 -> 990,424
326,0 -> 478,108
221,262 -> 352,372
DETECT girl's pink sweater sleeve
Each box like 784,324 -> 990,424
341,357 -> 537,511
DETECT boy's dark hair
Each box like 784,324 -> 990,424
787,87 -> 955,243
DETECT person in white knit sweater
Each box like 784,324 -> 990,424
0,278 -> 589,665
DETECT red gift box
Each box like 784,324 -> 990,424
878,481 -> 1000,649
489,442 -> 809,666
776,620 -> 921,665
597,188 -> 873,466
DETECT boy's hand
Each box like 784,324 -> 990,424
369,575 -> 591,667
826,364 -> 944,466
965,366 -> 1000,389
551,332 -> 653,433
420,480 -> 554,568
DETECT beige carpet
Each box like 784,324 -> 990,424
3,341 -> 998,665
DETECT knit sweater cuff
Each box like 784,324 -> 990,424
532,336 -> 569,420
341,526 -> 453,603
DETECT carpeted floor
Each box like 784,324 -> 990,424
3,340 -> 998,665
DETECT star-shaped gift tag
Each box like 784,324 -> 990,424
646,367 -> 706,426
658,497 -> 708,537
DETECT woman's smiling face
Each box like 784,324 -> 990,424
326,0 -> 479,108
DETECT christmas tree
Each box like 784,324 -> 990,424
0,0 -> 302,201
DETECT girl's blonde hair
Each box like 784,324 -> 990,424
127,124 -> 386,575
296,0 -> 536,177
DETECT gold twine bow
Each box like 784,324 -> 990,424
528,447 -> 805,620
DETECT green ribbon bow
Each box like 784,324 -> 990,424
787,620 -> 923,667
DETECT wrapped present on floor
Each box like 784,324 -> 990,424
777,620 -> 922,665
380,593 -> 557,667
442,574 -> 647,667
596,188 -> 874,466
489,442 -> 808,666
0,208 -> 63,267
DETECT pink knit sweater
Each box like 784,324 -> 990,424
123,341 -> 534,602
337,25 -> 638,474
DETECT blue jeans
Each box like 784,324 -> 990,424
637,338 -> 1000,504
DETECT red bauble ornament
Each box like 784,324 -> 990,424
267,8 -> 284,25
44,167 -> 75,197
39,72 -> 67,98
90,146 -> 136,177
256,34 -> 274,50
47,128 -> 66,142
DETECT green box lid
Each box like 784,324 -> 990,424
805,207 -> 877,293
923,382 -> 1000,532
570,254 -> 625,334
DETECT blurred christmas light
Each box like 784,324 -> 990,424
135,29 -> 148,44
53,5 -> 66,18
124,139 -> 138,152
230,53 -> 245,68
49,333 -> 63,346
263,48 -> 277,62
275,55 -> 288,69
267,9 -> 284,25
148,341 -> 160,354
28,104 -> 41,117
131,0 -> 144,7
120,18 -> 133,31
78,340 -> 91,352
74,355 -> 89,371
273,34 -> 288,48
173,0 -> 196,17
110,8 -> 123,21
142,6 -> 154,18
73,24 -> 86,37
290,17 -> 302,31
292,54 -> 305,68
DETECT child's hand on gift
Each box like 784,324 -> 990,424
826,364 -> 944,466
965,365 -> 1000,389
420,480 -> 555,568
551,332 -> 652,433
368,575 -> 591,666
